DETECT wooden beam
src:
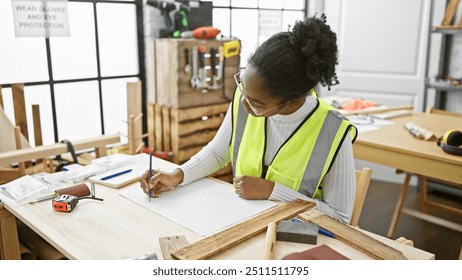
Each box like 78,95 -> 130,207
32,105 -> 43,147
14,126 -> 26,176
0,85 -> 3,109
159,236 -> 188,260
0,205 -> 21,260
401,208 -> 462,233
12,84 -> 28,140
147,103 -> 155,149
127,81 -> 142,154
441,0 -> 460,26
171,199 -> 315,260
298,210 -> 407,260
0,134 -> 120,166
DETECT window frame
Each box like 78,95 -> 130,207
1,0 -> 147,144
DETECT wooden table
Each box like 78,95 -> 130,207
0,154 -> 434,260
353,112 -> 462,236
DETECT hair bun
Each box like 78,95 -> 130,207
289,14 -> 339,89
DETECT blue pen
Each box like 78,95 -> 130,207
100,169 -> 133,181
290,218 -> 335,238
318,228 -> 335,238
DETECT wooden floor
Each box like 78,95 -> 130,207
358,179 -> 462,260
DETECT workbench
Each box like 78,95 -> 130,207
0,154 -> 434,260
353,111 -> 462,236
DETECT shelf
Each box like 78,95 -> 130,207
427,83 -> 462,92
432,26 -> 462,35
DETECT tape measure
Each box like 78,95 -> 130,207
52,194 -> 79,212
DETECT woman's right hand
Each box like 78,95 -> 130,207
139,168 -> 184,198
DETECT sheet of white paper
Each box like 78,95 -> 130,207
119,178 -> 277,236
356,125 -> 381,133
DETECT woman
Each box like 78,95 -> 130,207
140,14 -> 358,223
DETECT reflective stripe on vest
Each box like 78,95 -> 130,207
231,93 -> 248,176
230,87 -> 357,198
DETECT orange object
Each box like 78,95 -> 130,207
340,99 -> 378,111
192,26 -> 221,39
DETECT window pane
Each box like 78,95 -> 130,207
231,9 -> 258,68
0,1 -> 48,84
97,3 -> 139,77
102,78 -> 139,144
258,10 -> 282,45
212,0 -> 230,6
283,0 -> 305,10
213,8 -> 231,37
23,85 -> 55,146
259,0 -> 283,9
54,81 -> 101,141
231,0 -> 258,8
283,11 -> 305,31
50,2 -> 97,80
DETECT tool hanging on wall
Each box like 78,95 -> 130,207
197,45 -> 209,90
190,46 -> 200,88
208,47 -> 221,90
183,47 -> 191,74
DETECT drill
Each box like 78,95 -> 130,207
147,0 -> 190,38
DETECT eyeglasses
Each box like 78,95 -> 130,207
234,70 -> 289,116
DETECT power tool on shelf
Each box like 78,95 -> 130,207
147,0 -> 191,38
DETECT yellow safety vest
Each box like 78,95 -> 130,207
229,88 -> 357,198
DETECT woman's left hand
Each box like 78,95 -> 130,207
233,175 -> 275,200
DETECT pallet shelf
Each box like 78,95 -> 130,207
148,102 -> 232,182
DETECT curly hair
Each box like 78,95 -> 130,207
248,14 -> 339,100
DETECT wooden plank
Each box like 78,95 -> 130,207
147,103 -> 155,149
14,126 -> 26,176
31,104 -> 43,164
441,0 -> 460,25
176,146 -> 202,163
159,235 -> 188,260
32,105 -> 43,147
0,206 -> 21,260
342,105 -> 413,116
0,85 -> 3,109
127,81 -> 143,154
171,199 -> 315,260
263,222 -> 277,260
298,210 -> 407,260
12,84 -> 28,140
162,106 -> 171,152
170,107 -> 179,162
176,102 -> 229,122
0,134 -> 120,166
177,117 -> 224,136
154,105 -> 163,151
401,207 -> 462,233
178,130 -> 217,149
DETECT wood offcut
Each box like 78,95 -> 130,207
298,210 -> 407,260
159,235 -> 188,260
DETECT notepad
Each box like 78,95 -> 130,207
92,153 -> 134,170
89,164 -> 146,188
